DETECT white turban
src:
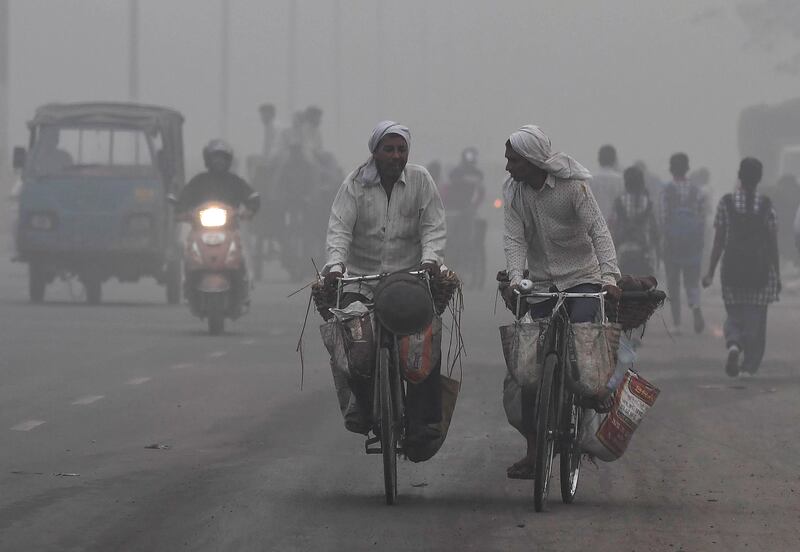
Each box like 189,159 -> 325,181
354,120 -> 411,186
508,125 -> 591,181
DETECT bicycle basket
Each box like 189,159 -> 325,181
373,272 -> 434,336
605,290 -> 666,330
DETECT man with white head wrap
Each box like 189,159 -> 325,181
500,125 -> 621,479
322,120 -> 446,442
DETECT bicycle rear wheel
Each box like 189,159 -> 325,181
559,392 -> 582,504
534,353 -> 558,512
378,347 -> 398,505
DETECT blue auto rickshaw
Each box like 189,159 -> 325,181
13,102 -> 185,304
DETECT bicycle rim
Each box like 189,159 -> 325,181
379,348 -> 398,505
560,398 -> 582,504
534,354 -> 557,512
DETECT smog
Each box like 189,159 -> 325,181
0,1 -> 798,550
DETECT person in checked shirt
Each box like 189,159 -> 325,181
500,125 -> 621,479
322,120 -> 447,443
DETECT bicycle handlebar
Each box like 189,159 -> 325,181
514,290 -> 607,299
512,288 -> 666,301
338,270 -> 427,284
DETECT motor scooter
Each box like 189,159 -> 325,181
169,197 -> 250,334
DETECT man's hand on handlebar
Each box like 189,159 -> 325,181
602,283 -> 622,302
323,265 -> 345,286
420,261 -> 440,277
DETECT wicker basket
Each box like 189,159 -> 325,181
605,290 -> 666,331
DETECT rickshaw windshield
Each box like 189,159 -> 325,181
30,125 -> 159,179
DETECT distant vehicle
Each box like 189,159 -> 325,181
13,102 -> 185,304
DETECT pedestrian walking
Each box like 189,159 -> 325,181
611,166 -> 660,275
702,158 -> 780,377
661,152 -> 707,334
591,144 -> 624,222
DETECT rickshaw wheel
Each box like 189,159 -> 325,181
84,278 -> 102,305
208,314 -> 225,335
28,263 -> 46,303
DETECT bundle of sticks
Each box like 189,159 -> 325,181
311,280 -> 338,321
430,269 -> 462,315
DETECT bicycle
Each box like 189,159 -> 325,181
336,270 -> 431,505
513,282 -> 666,511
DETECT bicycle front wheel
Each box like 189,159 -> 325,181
534,353 -> 558,512
559,393 -> 582,504
378,347 -> 398,505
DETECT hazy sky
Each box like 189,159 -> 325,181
7,0 -> 800,189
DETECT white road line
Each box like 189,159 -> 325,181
125,377 -> 151,385
71,395 -> 105,406
241,339 -> 256,345
208,351 -> 227,358
11,420 -> 46,431
169,362 -> 194,370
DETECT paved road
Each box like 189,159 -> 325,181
0,257 -> 798,551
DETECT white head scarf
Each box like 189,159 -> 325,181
354,120 -> 411,186
508,125 -> 592,181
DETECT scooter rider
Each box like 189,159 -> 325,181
177,140 -> 261,216
177,140 -> 260,303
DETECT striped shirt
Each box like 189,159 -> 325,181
325,163 -> 446,276
713,189 -> 779,305
503,175 -> 620,290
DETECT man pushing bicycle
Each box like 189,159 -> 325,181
499,125 -> 621,479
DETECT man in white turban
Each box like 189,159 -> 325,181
323,120 -> 446,442
500,125 -> 621,479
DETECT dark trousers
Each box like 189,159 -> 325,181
341,293 -> 441,427
664,259 -> 701,325
528,283 -> 602,323
724,304 -> 768,373
522,283 -> 601,434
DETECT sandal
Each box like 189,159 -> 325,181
506,460 -> 536,480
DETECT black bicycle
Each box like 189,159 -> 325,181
336,270 -> 431,505
514,283 -> 666,511
513,286 -> 607,511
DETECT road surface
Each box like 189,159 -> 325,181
0,257 -> 798,551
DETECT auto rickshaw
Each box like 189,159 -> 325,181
13,102 -> 185,304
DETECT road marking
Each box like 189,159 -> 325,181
71,395 -> 105,406
170,362 -> 194,370
11,420 -> 46,431
126,377 -> 151,385
241,339 -> 256,345
208,351 -> 227,358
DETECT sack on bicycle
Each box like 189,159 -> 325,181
397,317 -> 442,384
499,320 -> 548,387
319,303 -> 376,417
579,369 -> 660,461
567,321 -> 622,399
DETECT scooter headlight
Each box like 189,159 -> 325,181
199,207 -> 227,228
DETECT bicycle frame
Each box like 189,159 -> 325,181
514,286 -> 606,510
334,270 -> 429,505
